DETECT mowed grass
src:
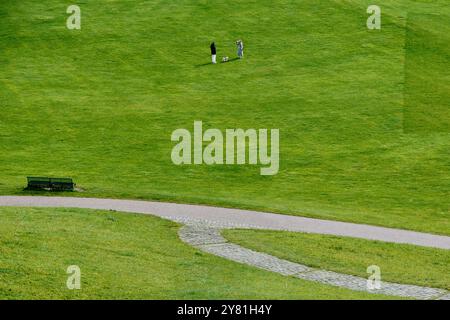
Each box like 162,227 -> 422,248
224,229 -> 450,290
0,0 -> 449,235
403,12 -> 450,133
0,207 -> 396,300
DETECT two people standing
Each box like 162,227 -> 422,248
210,40 -> 244,64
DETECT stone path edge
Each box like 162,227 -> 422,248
178,225 -> 449,300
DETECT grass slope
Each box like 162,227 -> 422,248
0,207 -> 395,299
0,0 -> 449,234
224,229 -> 450,290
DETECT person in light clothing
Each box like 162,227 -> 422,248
236,40 -> 244,59
210,42 -> 217,64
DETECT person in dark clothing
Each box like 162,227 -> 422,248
210,42 -> 217,64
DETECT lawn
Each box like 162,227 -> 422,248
224,229 -> 450,290
0,0 -> 449,235
0,207 -> 395,299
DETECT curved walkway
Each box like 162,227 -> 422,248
1,196 -> 449,249
1,196 -> 449,299
179,225 -> 449,300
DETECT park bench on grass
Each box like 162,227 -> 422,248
26,177 -> 75,191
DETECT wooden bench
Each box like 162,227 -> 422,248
26,177 -> 75,191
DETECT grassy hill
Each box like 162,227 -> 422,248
0,0 -> 449,235
0,207 -> 394,299
225,228 -> 450,290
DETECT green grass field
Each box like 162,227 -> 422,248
1,0 -> 449,300
1,0 -> 449,235
0,207 -> 397,299
224,229 -> 450,290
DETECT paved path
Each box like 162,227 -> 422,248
1,196 -> 449,299
1,196 -> 449,249
179,225 -> 449,300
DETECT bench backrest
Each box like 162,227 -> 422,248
27,177 -> 51,183
27,177 -> 75,190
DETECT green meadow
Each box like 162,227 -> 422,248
0,0 -> 449,236
0,207 -> 395,299
224,229 -> 450,290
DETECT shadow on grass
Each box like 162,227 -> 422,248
21,187 -> 83,195
195,57 -> 240,68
